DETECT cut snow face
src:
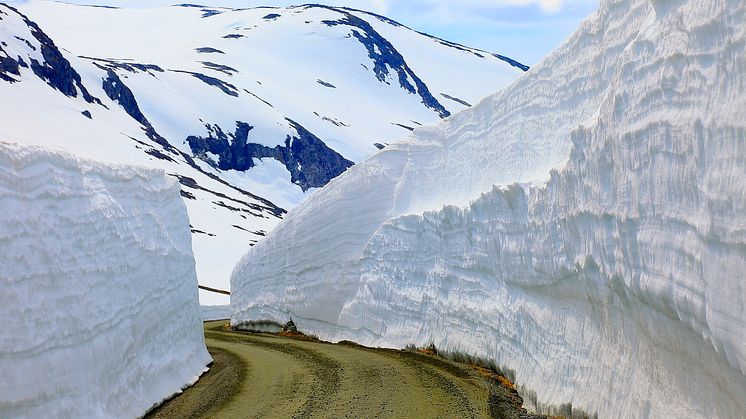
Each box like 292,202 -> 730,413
0,141 -> 211,418
7,1 -> 526,304
231,0 -> 746,417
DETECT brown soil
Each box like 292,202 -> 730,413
146,320 -> 544,419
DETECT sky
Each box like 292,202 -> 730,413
12,0 -> 600,65
335,0 -> 600,65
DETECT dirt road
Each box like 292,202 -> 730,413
146,320 -> 534,419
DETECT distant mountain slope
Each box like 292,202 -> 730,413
3,1 -> 526,303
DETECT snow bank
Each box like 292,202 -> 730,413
0,141 -> 211,418
201,305 -> 232,321
232,0 -> 746,416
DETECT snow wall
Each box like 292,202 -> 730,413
0,141 -> 211,418
232,0 -> 746,416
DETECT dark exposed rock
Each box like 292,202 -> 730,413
176,175 -> 200,189
76,51 -> 284,219
223,34 -> 244,39
201,9 -> 221,18
374,143 -> 386,150
319,4 -> 530,72
282,119 -> 354,189
316,79 -> 336,88
145,148 -> 176,162
0,46 -> 21,82
174,174 -> 286,218
190,227 -> 215,237
232,224 -> 249,232
322,11 -> 450,118
230,225 -> 264,236
186,120 -> 353,191
392,122 -> 415,131
195,47 -> 225,54
201,61 -> 238,76
181,189 -> 197,200
492,53 -> 530,72
313,112 -> 348,127
334,6 -> 403,28
1,4 -> 99,103
263,13 -> 281,20
100,67 -> 184,160
187,122 -> 254,170
172,69 -> 239,96
243,89 -> 274,108
81,110 -> 92,119
283,318 -> 297,333
214,200 -> 264,218
0,71 -> 17,83
102,68 -> 150,126
440,93 -> 472,107
84,56 -> 164,74
14,36 -> 35,51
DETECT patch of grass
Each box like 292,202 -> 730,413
440,348 -> 517,383
277,330 -> 320,341
232,319 -> 283,333
230,319 -> 321,342
417,343 -> 439,356
403,343 -> 598,418
403,343 -> 516,385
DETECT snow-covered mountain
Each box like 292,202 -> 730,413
231,0 -> 746,417
2,1 -> 527,304
0,141 -> 210,418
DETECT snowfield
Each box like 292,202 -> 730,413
5,1 -> 526,304
0,141 -> 211,418
232,0 -> 746,417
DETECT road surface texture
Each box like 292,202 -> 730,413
146,320 -> 540,419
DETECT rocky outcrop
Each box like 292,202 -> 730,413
187,120 -> 353,191
322,9 -> 450,118
0,4 -> 98,104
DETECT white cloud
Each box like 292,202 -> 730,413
539,0 -> 563,13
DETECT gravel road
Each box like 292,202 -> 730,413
146,320 -> 536,419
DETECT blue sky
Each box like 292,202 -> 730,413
14,0 -> 599,65
342,0 -> 600,65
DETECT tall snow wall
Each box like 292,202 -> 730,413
0,141 -> 211,418
232,0 -> 746,416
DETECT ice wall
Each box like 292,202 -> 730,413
0,142 -> 211,418
232,0 -> 746,416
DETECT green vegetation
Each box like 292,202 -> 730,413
404,343 -> 516,383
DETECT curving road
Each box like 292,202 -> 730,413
146,321 -> 535,419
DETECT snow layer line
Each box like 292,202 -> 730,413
0,141 -> 211,418
232,0 -> 746,416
